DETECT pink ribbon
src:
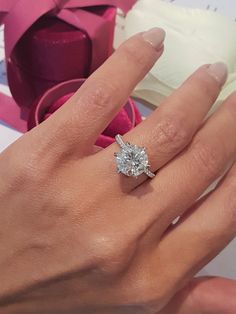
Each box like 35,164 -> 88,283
3,0 -> 136,71
0,0 -> 15,24
0,0 -> 136,132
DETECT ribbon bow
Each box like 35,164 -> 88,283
0,0 -> 136,132
1,0 -> 136,71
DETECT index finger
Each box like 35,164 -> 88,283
37,28 -> 165,156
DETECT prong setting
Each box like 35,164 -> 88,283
114,134 -> 155,179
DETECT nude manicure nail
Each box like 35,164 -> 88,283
142,27 -> 166,51
207,62 -> 228,85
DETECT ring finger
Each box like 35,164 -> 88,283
96,62 -> 227,192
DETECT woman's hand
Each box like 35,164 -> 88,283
0,28 -> 236,314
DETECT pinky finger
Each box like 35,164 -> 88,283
156,161 -> 236,298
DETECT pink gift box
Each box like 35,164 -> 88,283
28,79 -> 142,148
0,0 -> 137,133
8,6 -> 116,109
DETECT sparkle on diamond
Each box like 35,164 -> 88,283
115,143 -> 148,177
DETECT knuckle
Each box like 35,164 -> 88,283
82,81 -> 114,113
152,115 -> 190,154
126,272 -> 168,311
224,177 -> 236,227
19,155 -> 42,182
190,138 -> 224,180
91,233 -> 136,276
6,150 -> 43,188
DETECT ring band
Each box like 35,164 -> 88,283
114,134 -> 155,179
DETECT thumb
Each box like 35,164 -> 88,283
160,276 -> 236,314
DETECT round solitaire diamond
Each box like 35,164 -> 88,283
115,142 -> 149,177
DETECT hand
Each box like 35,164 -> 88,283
0,27 -> 235,314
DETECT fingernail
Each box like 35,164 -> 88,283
207,62 -> 228,85
142,27 -> 166,51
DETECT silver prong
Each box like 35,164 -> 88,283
115,134 -> 126,148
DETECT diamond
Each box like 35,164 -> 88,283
115,141 -> 149,177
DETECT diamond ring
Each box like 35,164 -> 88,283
114,134 -> 155,179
